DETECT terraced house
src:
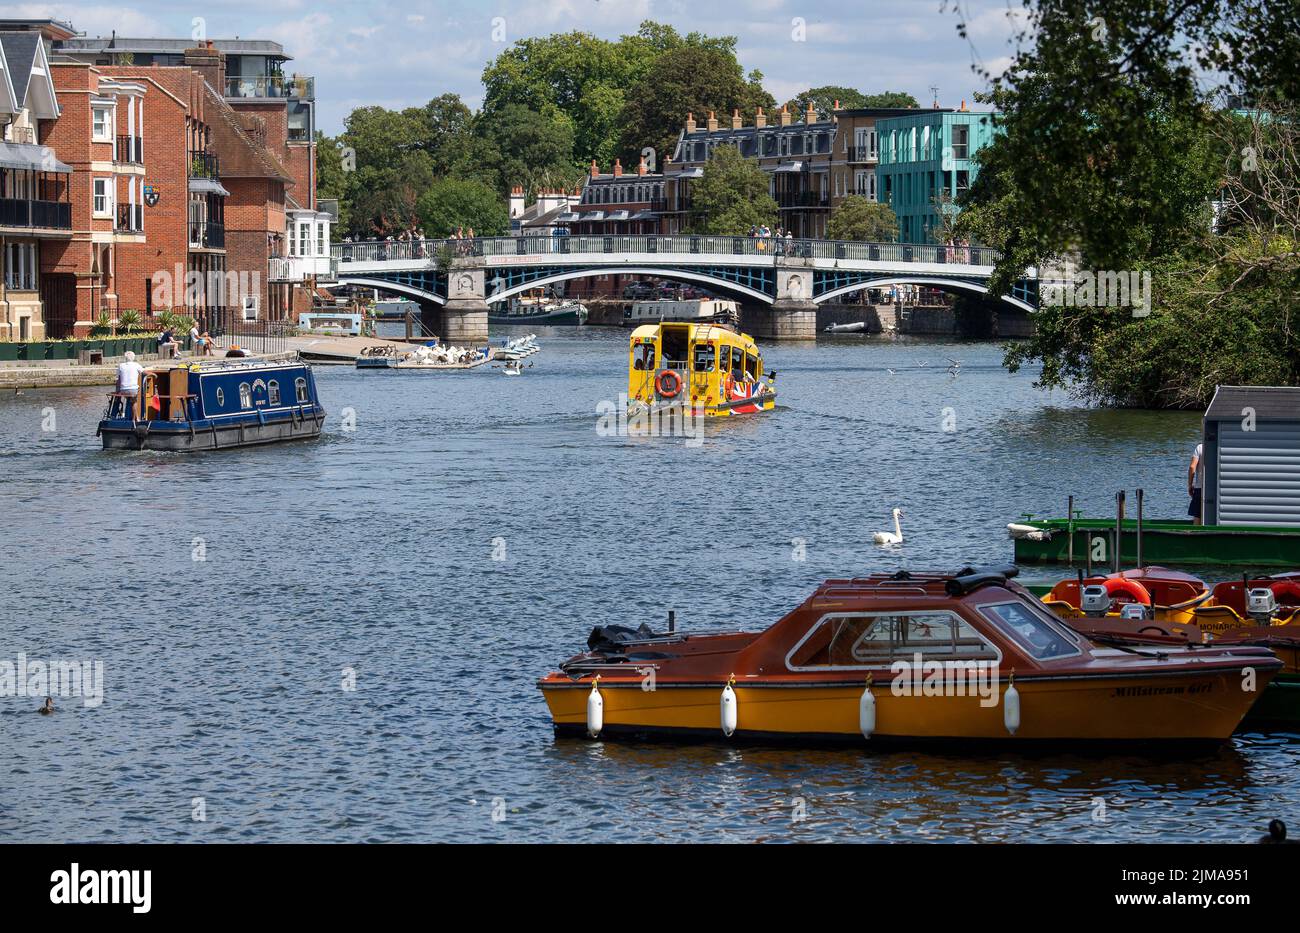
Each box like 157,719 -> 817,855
0,29 -> 72,341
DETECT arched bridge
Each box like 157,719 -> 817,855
330,235 -> 1037,341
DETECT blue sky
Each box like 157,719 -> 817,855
7,0 -> 1028,134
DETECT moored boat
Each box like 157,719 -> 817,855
97,356 -> 325,451
489,299 -> 587,326
1038,566 -> 1300,724
538,565 -> 1278,744
628,321 -> 775,419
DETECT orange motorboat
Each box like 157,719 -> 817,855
537,565 -> 1279,745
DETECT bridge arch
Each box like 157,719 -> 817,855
486,266 -> 774,306
335,276 -> 446,305
815,276 -> 1036,314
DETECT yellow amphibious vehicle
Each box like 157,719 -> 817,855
627,321 -> 775,418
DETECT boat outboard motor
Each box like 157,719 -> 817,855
1081,584 -> 1112,617
1247,587 -> 1279,623
1119,602 -> 1151,622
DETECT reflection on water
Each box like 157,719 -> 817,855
1,330 -> 1293,842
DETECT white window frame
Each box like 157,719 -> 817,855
92,177 -> 113,218
92,106 -> 113,142
785,610 -> 1003,672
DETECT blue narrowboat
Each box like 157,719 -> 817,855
98,357 -> 326,451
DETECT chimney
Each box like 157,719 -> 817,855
509,185 -> 525,219
731,108 -> 741,130
960,99 -> 968,112
613,158 -> 623,177
779,105 -> 791,127
805,100 -> 816,123
755,107 -> 766,129
706,110 -> 718,132
637,154 -> 647,176
183,42 -> 227,96
589,158 -> 598,177
833,99 -> 840,111
685,112 -> 696,134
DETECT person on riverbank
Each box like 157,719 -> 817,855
158,328 -> 179,359
1188,442 -> 1204,524
189,322 -> 200,354
116,350 -> 144,419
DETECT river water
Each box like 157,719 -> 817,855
2,329 -> 1294,842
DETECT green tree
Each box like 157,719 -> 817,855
827,196 -> 898,242
416,178 -> 509,237
617,45 -> 775,167
474,103 -> 578,196
688,145 -> 777,235
783,88 -> 920,119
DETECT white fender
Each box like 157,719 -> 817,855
1003,675 -> 1020,736
720,681 -> 737,737
586,679 -> 604,738
859,680 -> 876,739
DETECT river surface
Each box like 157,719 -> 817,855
2,329 -> 1295,842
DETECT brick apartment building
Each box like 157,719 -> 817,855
0,17 -> 326,338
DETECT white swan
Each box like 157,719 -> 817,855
873,508 -> 904,546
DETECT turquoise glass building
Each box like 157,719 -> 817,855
874,109 -> 999,244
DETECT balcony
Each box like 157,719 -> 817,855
0,197 -> 72,230
848,145 -> 877,163
269,254 -> 337,283
115,135 -> 143,165
116,203 -> 143,233
776,191 -> 830,209
189,151 -> 220,179
224,74 -> 315,100
189,221 -> 225,250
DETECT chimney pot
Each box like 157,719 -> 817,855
685,111 -> 696,133
590,158 -> 598,176
779,105 -> 791,127
706,111 -> 718,132
613,158 -> 623,177
755,107 -> 766,129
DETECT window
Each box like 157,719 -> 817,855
5,242 -> 38,289
787,611 -> 999,670
294,377 -> 309,403
215,387 -> 225,406
952,124 -> 970,160
317,222 -> 326,256
979,602 -> 1080,659
692,343 -> 715,373
92,178 -> 113,217
92,107 -> 112,141
268,380 -> 280,405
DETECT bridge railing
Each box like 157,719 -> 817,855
332,235 -> 999,267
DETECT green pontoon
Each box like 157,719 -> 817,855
1011,517 -> 1300,567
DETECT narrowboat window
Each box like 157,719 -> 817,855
215,387 -> 225,406
730,346 -> 744,372
295,377 -> 309,402
786,612 -> 998,670
979,602 -> 1080,660
239,382 -> 252,409
692,343 -> 715,372
268,380 -> 280,405
633,343 -> 656,370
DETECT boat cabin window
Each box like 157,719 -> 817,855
239,382 -> 252,409
295,377 -> 309,403
745,353 -> 758,379
786,611 -> 998,670
979,602 -> 1080,660
730,346 -> 744,372
215,387 -> 225,406
718,345 -> 731,373
693,342 -> 715,372
660,327 -> 689,370
268,380 -> 281,405
632,343 -> 656,371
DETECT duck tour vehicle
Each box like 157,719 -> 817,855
628,321 -> 775,419
537,565 -> 1279,745
98,357 -> 326,451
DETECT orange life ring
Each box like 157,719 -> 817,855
1269,580 -> 1300,605
1105,577 -> 1151,605
656,369 -> 683,398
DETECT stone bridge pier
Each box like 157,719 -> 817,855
439,258 -> 490,343
744,256 -> 818,340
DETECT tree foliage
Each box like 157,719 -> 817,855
827,196 -> 899,242
783,87 -> 919,119
945,0 -> 1300,407
416,178 -> 510,237
688,145 -> 778,235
